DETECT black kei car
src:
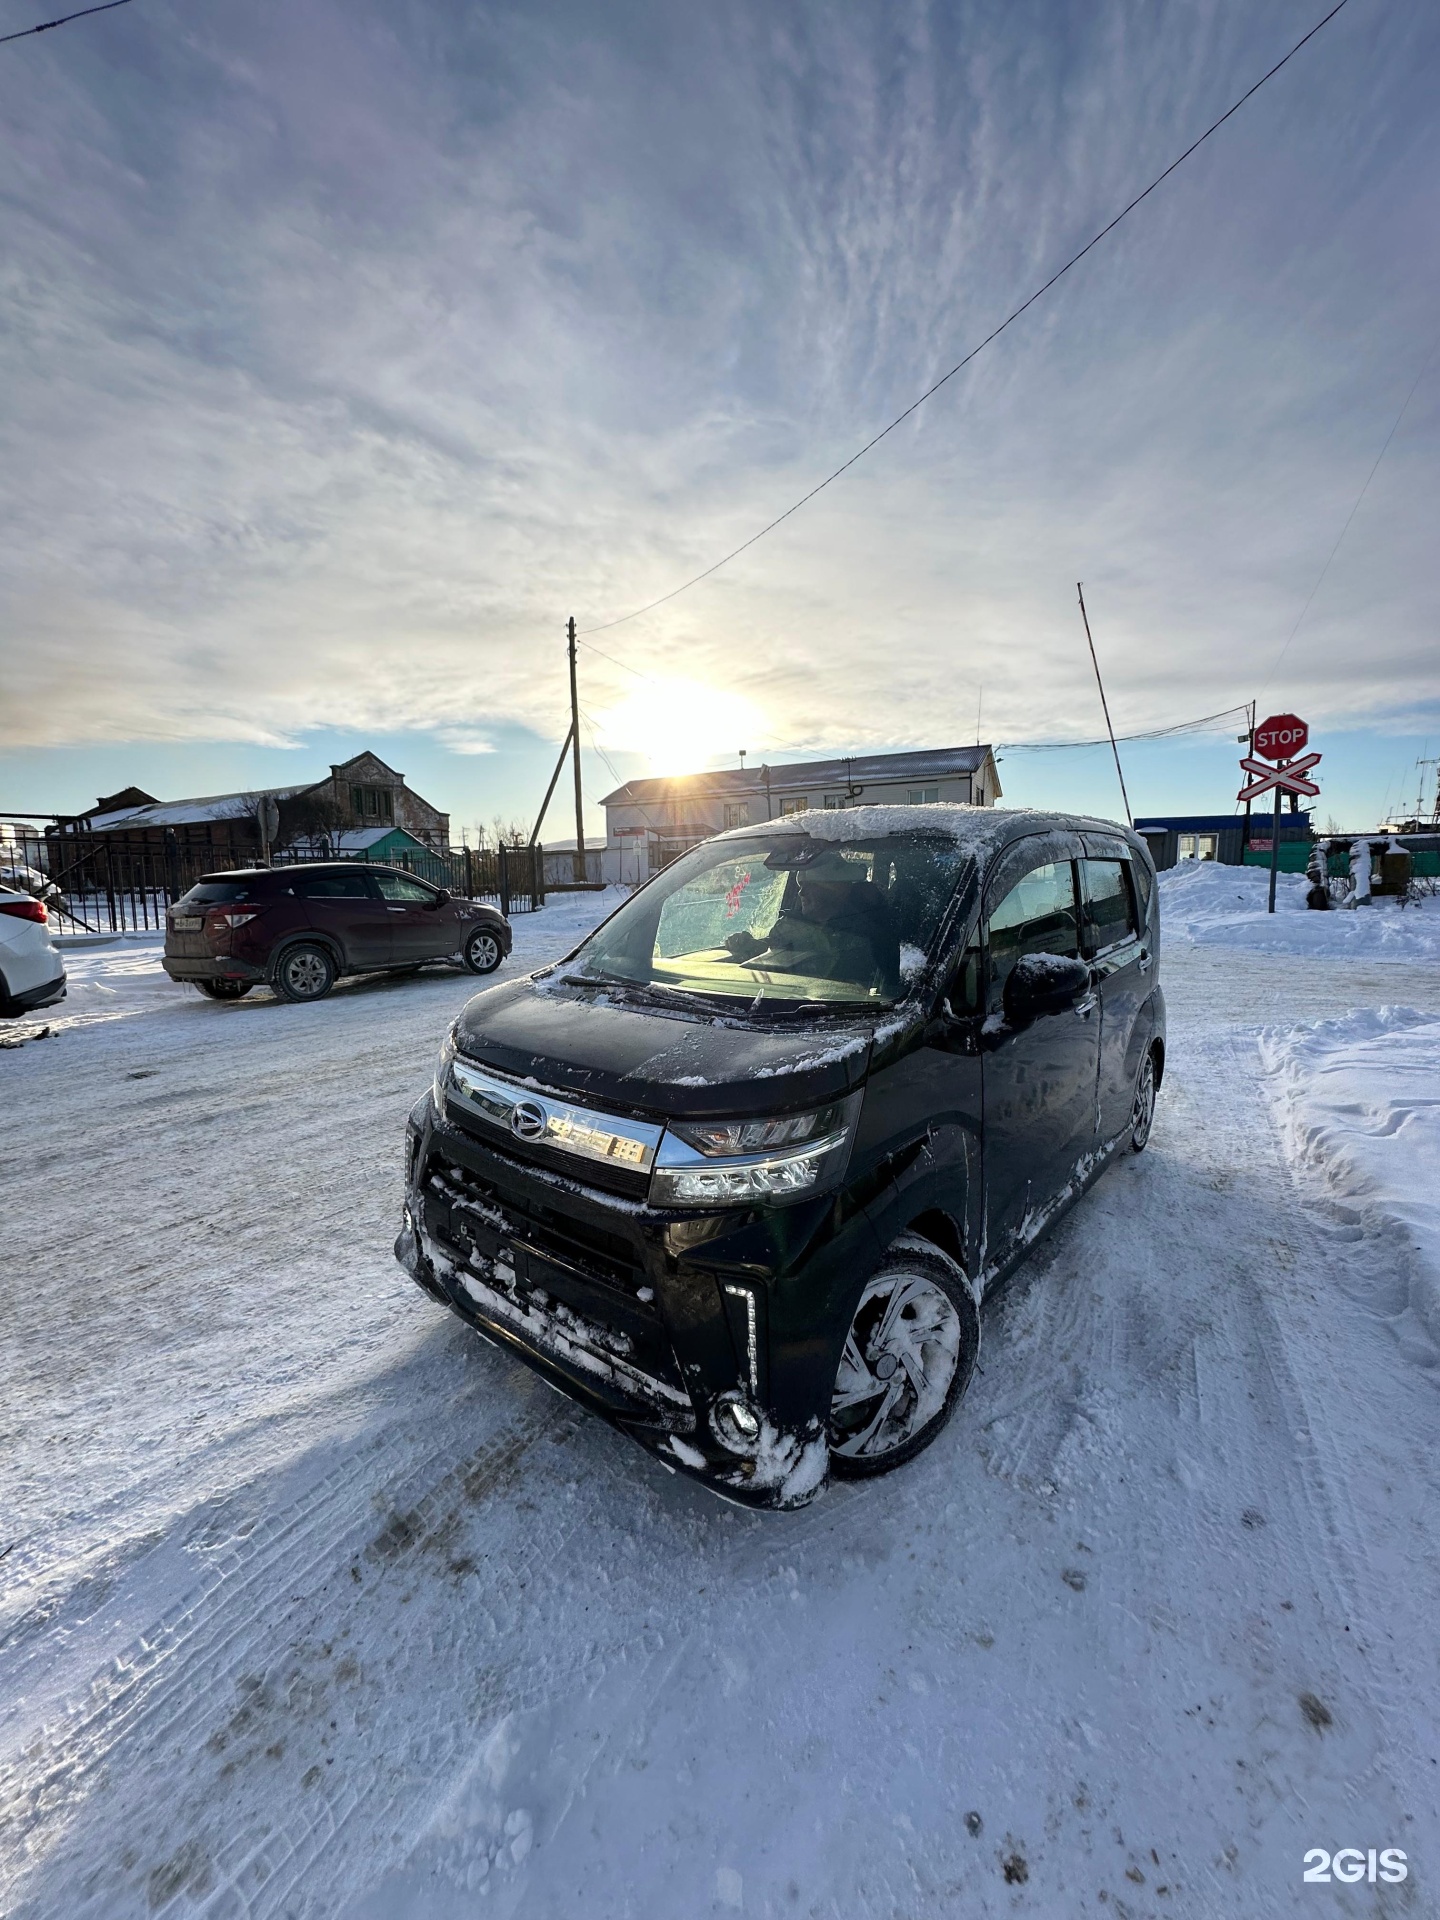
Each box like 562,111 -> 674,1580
396,806 -> 1164,1509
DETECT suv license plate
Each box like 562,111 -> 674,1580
174,915 -> 203,930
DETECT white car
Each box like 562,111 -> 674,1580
0,884 -> 66,1018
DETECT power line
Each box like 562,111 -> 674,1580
579,0 -> 1352,640
0,0 -> 134,47
1262,327 -> 1440,693
576,635 -> 660,685
998,703 -> 1251,752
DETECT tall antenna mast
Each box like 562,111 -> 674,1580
567,616 -> 586,883
1077,583 -> 1132,828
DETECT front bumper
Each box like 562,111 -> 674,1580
395,1091 -> 880,1509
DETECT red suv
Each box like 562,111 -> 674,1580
163,864 -> 512,1003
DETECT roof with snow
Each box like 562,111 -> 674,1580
77,785 -> 310,831
599,745 -> 996,808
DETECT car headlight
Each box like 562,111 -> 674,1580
433,1024 -> 458,1112
649,1095 -> 860,1208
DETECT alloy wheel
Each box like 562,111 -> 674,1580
466,931 -> 502,974
283,950 -> 331,999
830,1270 -> 964,1462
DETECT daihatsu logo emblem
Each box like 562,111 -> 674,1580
509,1099 -> 547,1142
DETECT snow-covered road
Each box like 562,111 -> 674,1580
3,878 -> 1438,1917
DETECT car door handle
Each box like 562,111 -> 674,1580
387,906 -> 407,913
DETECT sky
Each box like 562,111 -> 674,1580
1,0 -> 1437,839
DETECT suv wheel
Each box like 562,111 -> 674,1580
273,943 -> 337,1003
829,1240 -> 979,1477
195,979 -> 252,1001
463,928 -> 503,975
1129,1049 -> 1157,1153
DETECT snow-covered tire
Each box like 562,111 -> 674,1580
272,943 -> 337,1003
829,1240 -> 980,1477
194,979 -> 252,1000
1129,1047 -> 1157,1153
463,928 -> 503,975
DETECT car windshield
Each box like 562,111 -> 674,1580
569,832 -> 969,1007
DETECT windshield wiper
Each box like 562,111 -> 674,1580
562,971 -> 891,1020
561,971 -> 740,1014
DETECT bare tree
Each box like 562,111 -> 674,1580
276,792 -> 349,856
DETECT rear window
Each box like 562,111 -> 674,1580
177,881 -> 257,905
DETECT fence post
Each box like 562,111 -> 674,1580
499,843 -> 511,918
464,845 -> 474,900
102,839 -> 119,934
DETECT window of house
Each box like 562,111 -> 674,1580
723,801 -> 750,829
351,785 -> 395,824
778,797 -> 808,816
1178,833 -> 1217,862
908,787 -> 940,805
822,793 -> 849,810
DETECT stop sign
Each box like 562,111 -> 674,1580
1254,712 -> 1309,761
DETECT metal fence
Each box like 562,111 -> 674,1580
540,847 -> 606,889
0,819 -> 545,936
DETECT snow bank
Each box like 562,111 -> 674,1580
1263,1007 -> 1440,1368
1158,860 -> 1440,959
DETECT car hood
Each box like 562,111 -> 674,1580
453,973 -> 887,1119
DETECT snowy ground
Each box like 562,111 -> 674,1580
2,875 -> 1439,1917
1159,857 -> 1440,960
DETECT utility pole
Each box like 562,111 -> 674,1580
1076,583 -> 1132,828
1242,700 -> 1256,835
567,615 -> 586,884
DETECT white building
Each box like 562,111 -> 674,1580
599,745 -> 1001,884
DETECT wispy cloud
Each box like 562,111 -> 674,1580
1,0 -> 1436,765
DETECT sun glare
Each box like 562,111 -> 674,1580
594,681 -> 766,776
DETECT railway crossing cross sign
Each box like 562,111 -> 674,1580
1236,751 -> 1321,805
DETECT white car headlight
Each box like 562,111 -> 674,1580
649,1096 -> 860,1208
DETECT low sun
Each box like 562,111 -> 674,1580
593,681 -> 766,776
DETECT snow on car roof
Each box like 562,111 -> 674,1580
717,802 -> 1132,854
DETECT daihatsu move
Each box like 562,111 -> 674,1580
395,806 -> 1163,1508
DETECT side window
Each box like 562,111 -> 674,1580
1079,860 -> 1138,955
374,872 -> 438,904
296,872 -> 374,899
1130,854 -> 1154,928
984,862 -> 1079,1009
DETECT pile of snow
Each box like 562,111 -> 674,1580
1158,859 -> 1440,958
1263,1007 -> 1440,1367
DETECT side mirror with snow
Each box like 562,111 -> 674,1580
1003,953 -> 1091,1024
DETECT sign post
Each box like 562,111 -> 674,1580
1239,715 -> 1317,915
